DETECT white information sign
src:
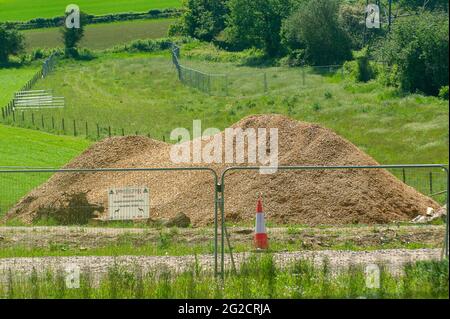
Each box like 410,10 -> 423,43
108,187 -> 149,220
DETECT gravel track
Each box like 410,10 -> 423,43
0,248 -> 442,281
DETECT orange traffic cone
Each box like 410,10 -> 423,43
254,195 -> 269,250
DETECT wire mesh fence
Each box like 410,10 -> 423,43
171,45 -> 347,97
0,164 -> 448,281
1,53 -> 59,119
218,164 -> 449,274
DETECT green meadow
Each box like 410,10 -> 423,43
0,0 -> 181,22
0,125 -> 91,217
22,18 -> 175,52
0,64 -> 39,106
1,257 -> 448,299
6,50 -> 447,165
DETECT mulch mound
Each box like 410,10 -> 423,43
3,114 -> 439,226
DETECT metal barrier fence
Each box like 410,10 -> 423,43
219,164 -> 449,275
0,167 -> 220,275
0,164 -> 448,279
171,44 -> 346,97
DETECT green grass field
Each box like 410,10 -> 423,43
0,0 -> 181,22
0,64 -> 39,107
0,48 -> 448,219
13,51 -> 448,165
22,18 -> 175,52
0,125 -> 91,217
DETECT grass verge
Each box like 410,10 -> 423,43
1,256 -> 448,299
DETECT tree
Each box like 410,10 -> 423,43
281,0 -> 352,65
397,0 -> 448,12
0,25 -> 24,65
338,3 -> 366,50
224,0 -> 292,57
172,0 -> 228,41
61,11 -> 88,57
380,12 -> 449,95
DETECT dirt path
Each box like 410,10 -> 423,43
0,224 -> 445,250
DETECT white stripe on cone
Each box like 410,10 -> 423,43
255,212 -> 266,234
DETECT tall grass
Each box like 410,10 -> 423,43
1,256 -> 447,299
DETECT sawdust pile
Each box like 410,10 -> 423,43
4,114 -> 439,226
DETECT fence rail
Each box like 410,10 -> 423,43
218,164 -> 449,275
171,44 -> 346,96
0,164 -> 448,278
13,90 -> 65,110
1,53 -> 59,118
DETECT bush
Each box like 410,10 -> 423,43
110,37 -> 189,54
338,3 -> 366,50
8,9 -> 182,30
281,0 -> 352,65
377,64 -> 400,88
354,48 -> 375,82
438,86 -> 449,100
379,12 -> 449,95
224,0 -> 291,57
0,25 -> 24,65
176,0 -> 228,42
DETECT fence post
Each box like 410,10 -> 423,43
225,75 -> 229,96
302,67 -> 306,86
32,113 -> 35,126
41,115 -> 44,128
429,172 -> 433,195
208,75 -> 211,95
264,73 -> 268,93
62,118 -> 65,133
97,123 -> 100,139
52,116 -> 55,129
85,121 -> 88,137
402,168 -> 406,183
108,126 -> 111,137
22,111 -> 25,122
73,120 -> 77,136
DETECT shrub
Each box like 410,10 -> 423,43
281,0 -> 352,65
224,0 -> 291,57
438,86 -> 449,100
176,0 -> 228,42
338,3 -> 366,50
379,12 -> 449,95
354,48 -> 375,82
0,25 -> 24,65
